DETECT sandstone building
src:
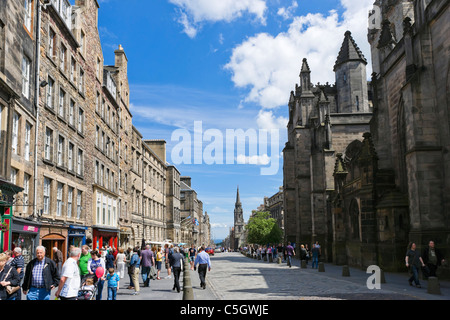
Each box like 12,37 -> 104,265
330,0 -> 449,272
0,0 -> 211,263
283,31 -> 373,260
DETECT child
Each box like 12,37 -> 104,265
78,277 -> 95,300
106,268 -> 120,300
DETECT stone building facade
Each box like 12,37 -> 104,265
0,0 -> 36,258
1,0 -> 211,262
329,0 -> 450,272
283,31 -> 373,261
263,186 -> 284,232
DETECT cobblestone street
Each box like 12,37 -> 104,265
191,252 -> 450,300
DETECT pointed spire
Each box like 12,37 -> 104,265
334,31 -> 367,71
300,58 -> 311,75
236,186 -> 241,205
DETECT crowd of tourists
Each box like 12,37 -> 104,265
0,242 -> 208,300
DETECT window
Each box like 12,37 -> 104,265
77,149 -> 83,176
70,57 -> 76,83
22,55 -> 31,98
95,161 -> 99,184
95,92 -> 100,113
60,44 -> 66,71
58,88 -> 65,118
25,122 -> 31,161
43,177 -> 51,214
68,142 -> 74,171
12,112 -> 19,154
44,127 -> 53,161
23,173 -> 30,210
96,58 -> 101,79
80,30 -> 85,54
78,68 -> 84,94
56,182 -> 63,216
67,186 -> 73,218
96,194 -> 101,224
10,168 -> 17,185
24,0 -> 32,31
57,135 -> 64,167
77,191 -> 82,219
69,99 -> 75,126
48,28 -> 56,58
77,107 -> 84,133
46,76 -> 55,109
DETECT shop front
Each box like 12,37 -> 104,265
0,178 -> 23,253
93,227 -> 119,251
68,225 -> 88,248
10,217 -> 41,265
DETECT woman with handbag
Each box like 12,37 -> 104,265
0,253 -> 21,300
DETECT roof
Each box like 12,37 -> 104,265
334,31 -> 367,71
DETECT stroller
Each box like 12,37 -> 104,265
77,275 -> 98,300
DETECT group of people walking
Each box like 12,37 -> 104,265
248,241 -> 322,268
0,242 -> 213,300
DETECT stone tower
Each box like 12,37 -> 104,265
282,31 -> 372,258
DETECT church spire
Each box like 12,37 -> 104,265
236,186 -> 241,205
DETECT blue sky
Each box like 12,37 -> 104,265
95,0 -> 374,240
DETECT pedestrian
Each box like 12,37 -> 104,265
285,242 -> 295,267
194,246 -> 211,289
10,247 -> 25,300
4,250 -> 14,265
126,247 -> 134,289
88,250 -> 106,300
311,243 -> 320,269
53,247 -> 63,275
115,248 -> 127,279
105,248 -> 115,271
140,244 -> 155,287
106,268 -> 120,300
405,242 -> 425,288
300,245 -> 307,261
79,245 -> 91,283
305,244 -> 310,265
156,247 -> 163,280
169,246 -> 184,293
189,244 -> 197,270
55,247 -> 81,300
129,247 -> 141,295
421,240 -> 445,278
22,246 -> 60,300
164,244 -> 173,279
0,252 -> 21,300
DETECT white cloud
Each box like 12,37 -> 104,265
224,0 -> 373,110
277,1 -> 298,20
236,154 -> 271,165
256,110 -> 288,130
169,0 -> 268,38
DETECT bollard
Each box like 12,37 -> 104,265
183,260 -> 195,300
263,255 -> 267,262
277,257 -> 282,264
318,262 -> 325,272
342,265 -> 350,277
380,269 -> 386,283
301,260 -> 307,269
269,255 -> 273,263
427,277 -> 441,295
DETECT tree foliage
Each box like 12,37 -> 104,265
246,211 -> 282,245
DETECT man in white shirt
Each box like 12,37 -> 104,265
55,247 -> 81,300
